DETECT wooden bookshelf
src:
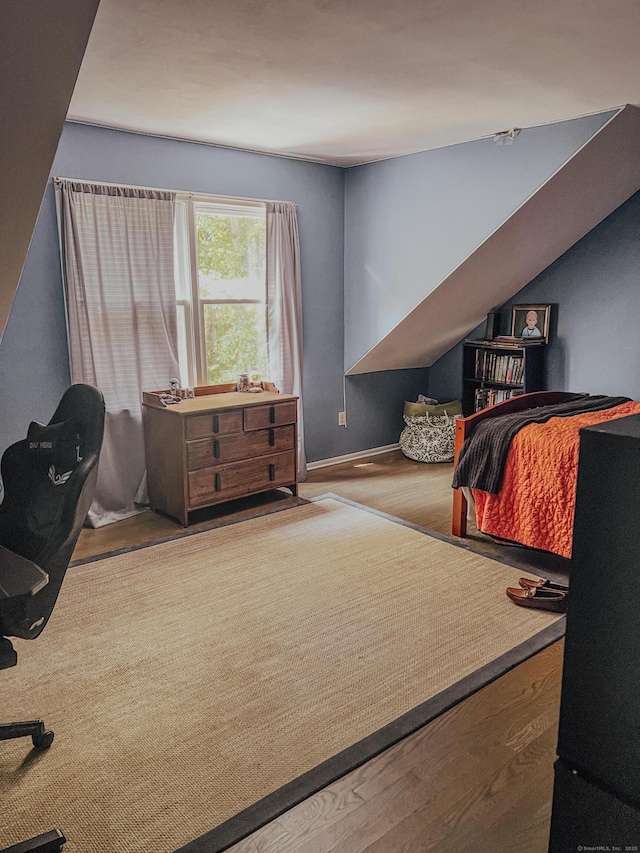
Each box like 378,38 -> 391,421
461,339 -> 545,416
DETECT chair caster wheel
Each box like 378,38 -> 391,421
32,729 -> 54,749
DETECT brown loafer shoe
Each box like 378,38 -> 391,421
519,576 -> 569,592
506,586 -> 567,613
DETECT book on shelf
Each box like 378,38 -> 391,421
474,350 -> 524,384
465,336 -> 544,347
491,335 -> 545,346
474,387 -> 524,411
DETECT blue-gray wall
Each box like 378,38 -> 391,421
5,113 -> 638,474
2,122 -> 429,465
428,189 -> 640,402
2,123 -> 352,463
343,110 -> 616,372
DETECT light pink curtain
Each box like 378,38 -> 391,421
266,202 -> 307,480
55,180 -> 179,527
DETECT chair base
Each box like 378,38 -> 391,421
0,637 -> 18,669
0,639 -> 53,747
0,720 -> 54,749
0,830 -> 66,852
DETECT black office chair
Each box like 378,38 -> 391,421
0,384 -> 104,852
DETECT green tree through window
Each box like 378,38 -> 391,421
196,214 -> 264,282
175,200 -> 268,387
202,303 -> 266,386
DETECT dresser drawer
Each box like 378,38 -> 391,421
188,451 -> 296,508
244,401 -> 297,431
187,425 -> 295,470
185,409 -> 243,440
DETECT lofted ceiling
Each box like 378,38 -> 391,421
68,0 -> 640,167
5,0 -> 640,364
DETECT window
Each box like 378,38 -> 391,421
174,197 -> 267,387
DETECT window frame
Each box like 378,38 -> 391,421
175,194 -> 267,388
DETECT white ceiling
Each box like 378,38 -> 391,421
67,0 -> 640,167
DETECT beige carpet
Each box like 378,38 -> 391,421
0,497 -> 563,852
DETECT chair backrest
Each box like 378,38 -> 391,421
0,384 -> 105,640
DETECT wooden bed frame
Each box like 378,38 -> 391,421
451,390 -> 587,538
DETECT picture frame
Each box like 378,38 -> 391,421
511,304 -> 550,343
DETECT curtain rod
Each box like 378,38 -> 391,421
53,177 -> 297,207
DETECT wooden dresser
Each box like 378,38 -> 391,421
142,385 -> 298,526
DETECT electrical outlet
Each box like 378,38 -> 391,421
338,411 -> 346,426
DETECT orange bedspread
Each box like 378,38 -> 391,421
473,401 -> 640,558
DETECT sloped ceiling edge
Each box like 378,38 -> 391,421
0,0 -> 101,344
346,105 -> 640,375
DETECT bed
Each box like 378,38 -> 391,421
451,391 -> 640,558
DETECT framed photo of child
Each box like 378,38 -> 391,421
511,304 -> 550,343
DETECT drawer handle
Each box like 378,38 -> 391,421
269,428 -> 275,446
213,439 -> 220,458
215,473 -> 222,491
269,406 -> 276,424
213,414 -> 219,433
269,464 -> 276,481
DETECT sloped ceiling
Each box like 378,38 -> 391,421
0,0 -> 100,344
5,1 -> 640,376
68,0 -> 640,167
347,105 -> 640,375
62,0 -> 640,380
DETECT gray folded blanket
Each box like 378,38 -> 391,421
452,395 -> 631,494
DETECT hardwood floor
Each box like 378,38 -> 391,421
75,450 -> 563,852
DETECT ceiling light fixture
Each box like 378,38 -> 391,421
493,128 -> 521,145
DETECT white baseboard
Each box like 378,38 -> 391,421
307,443 -> 400,471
